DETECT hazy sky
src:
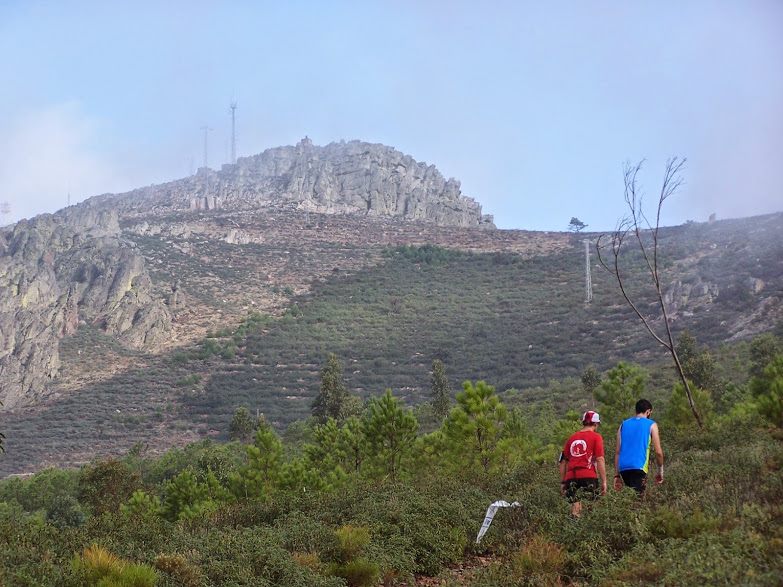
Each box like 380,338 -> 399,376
1,1 -> 781,230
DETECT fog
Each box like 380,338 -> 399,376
1,1 -> 781,230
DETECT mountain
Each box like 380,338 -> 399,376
92,137 -> 495,227
0,139 -> 781,475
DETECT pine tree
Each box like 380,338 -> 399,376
580,366 -> 602,397
568,217 -> 587,232
161,469 -> 209,521
431,359 -> 452,421
749,334 -> 781,379
230,420 -> 283,498
594,362 -> 647,431
229,406 -> 255,442
312,353 -> 354,425
441,380 -> 508,473
750,355 -> 783,427
305,418 -> 347,473
339,416 -> 366,474
675,331 -> 719,392
362,390 -> 418,480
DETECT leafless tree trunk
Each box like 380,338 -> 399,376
596,158 -> 703,428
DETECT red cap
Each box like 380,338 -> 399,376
582,410 -> 600,424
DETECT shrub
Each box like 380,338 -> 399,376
647,506 -> 720,539
472,535 -> 565,587
512,534 -> 566,577
335,525 -> 371,562
154,554 -> 203,587
328,557 -> 380,587
274,511 -> 338,555
79,459 -> 142,515
46,494 -> 85,529
607,529 -> 781,585
72,544 -> 158,587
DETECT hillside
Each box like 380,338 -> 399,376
0,140 -> 781,476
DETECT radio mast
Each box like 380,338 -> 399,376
200,125 -> 212,168
229,100 -> 237,164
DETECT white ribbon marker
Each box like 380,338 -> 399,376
475,500 -> 521,544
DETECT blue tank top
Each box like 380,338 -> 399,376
618,417 -> 655,473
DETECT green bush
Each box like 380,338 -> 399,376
328,557 -> 380,587
334,524 -> 371,561
153,553 -> 203,587
647,505 -> 720,539
79,459 -> 142,515
72,545 -> 158,587
46,494 -> 85,529
607,529 -> 782,585
472,534 -> 565,586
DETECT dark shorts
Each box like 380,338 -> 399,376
564,478 -> 599,503
620,469 -> 648,494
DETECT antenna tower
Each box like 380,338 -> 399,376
583,239 -> 593,303
229,100 -> 237,164
200,125 -> 212,168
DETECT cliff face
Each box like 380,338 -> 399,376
97,139 -> 495,228
0,205 -> 171,408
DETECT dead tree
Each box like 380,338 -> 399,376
596,157 -> 703,428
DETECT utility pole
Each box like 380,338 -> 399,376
200,125 -> 212,169
584,239 -> 593,303
229,100 -> 237,164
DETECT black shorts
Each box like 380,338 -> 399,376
564,478 -> 599,503
620,469 -> 647,494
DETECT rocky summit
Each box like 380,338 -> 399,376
94,138 -> 495,228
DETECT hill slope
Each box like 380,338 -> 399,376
1,206 -> 781,475
1,139 -> 781,475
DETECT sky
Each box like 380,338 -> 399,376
0,1 -> 781,230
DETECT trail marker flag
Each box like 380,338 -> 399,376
475,500 -> 520,544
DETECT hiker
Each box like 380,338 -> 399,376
559,410 -> 607,517
614,399 -> 664,494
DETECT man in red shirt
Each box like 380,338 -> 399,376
558,410 -> 607,517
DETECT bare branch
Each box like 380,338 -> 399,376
599,157 -> 703,428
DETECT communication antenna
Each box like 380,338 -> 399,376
584,239 -> 593,303
200,125 -> 213,168
229,100 -> 237,164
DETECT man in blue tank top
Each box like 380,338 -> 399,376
613,399 -> 664,494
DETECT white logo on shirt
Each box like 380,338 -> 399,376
570,439 -> 587,458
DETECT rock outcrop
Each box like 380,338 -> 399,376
0,204 -> 171,408
94,139 -> 495,228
